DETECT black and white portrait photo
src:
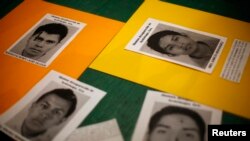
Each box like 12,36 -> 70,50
145,104 -> 210,141
5,85 -> 83,141
0,70 -> 106,141
5,14 -> 85,67
131,90 -> 222,141
126,18 -> 226,73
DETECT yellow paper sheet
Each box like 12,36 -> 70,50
90,1 -> 250,118
0,0 -> 123,113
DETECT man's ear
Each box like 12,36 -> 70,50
26,36 -> 33,44
28,103 -> 35,111
55,41 -> 60,45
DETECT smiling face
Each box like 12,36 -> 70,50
22,31 -> 60,59
148,114 -> 200,141
159,35 -> 197,55
22,94 -> 72,137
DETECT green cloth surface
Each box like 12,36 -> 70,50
0,0 -> 23,19
78,68 -> 148,141
79,68 -> 250,141
161,0 -> 250,22
45,0 -> 144,22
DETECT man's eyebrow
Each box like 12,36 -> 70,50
34,36 -> 44,41
156,124 -> 171,129
54,105 -> 67,112
46,40 -> 57,43
42,101 -> 49,106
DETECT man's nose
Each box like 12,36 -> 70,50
36,41 -> 45,47
169,134 -> 179,141
173,41 -> 184,48
41,111 -> 52,119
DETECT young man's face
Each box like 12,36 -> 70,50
148,114 -> 201,141
23,31 -> 60,59
22,94 -> 72,136
159,35 -> 197,55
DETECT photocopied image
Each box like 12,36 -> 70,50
131,90 -> 222,141
126,18 -> 226,73
5,13 -> 85,67
0,70 -> 106,141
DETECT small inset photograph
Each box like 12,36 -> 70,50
5,14 -> 85,67
126,18 -> 226,73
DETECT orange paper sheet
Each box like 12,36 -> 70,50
0,0 -> 123,113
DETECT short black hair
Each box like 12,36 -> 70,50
32,23 -> 68,42
147,30 -> 183,56
148,106 -> 206,141
36,88 -> 77,118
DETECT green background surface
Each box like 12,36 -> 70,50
79,68 -> 148,141
45,0 -> 250,22
79,68 -> 250,141
161,0 -> 250,22
0,0 -> 23,19
45,0 -> 144,22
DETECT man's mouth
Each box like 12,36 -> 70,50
31,119 -> 44,127
29,48 -> 42,53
